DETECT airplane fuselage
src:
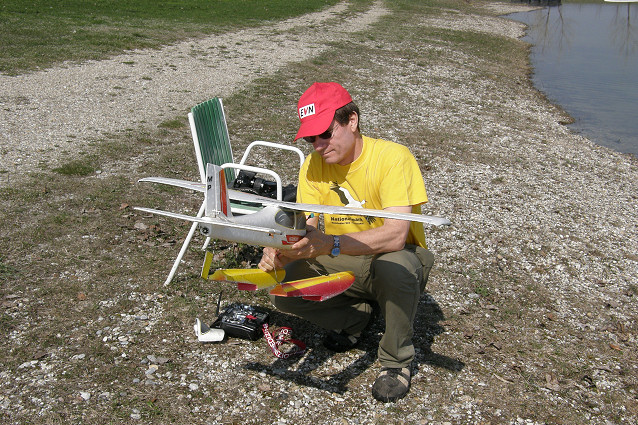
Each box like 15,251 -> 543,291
198,205 -> 307,249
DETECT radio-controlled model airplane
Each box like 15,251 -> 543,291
135,164 -> 451,301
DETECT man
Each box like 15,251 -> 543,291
258,82 -> 434,402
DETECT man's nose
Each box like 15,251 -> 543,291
313,139 -> 329,150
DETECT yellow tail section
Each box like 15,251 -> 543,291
201,251 -> 354,301
202,251 -> 284,290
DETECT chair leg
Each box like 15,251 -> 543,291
164,203 -> 206,286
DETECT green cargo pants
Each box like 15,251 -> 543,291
270,245 -> 434,368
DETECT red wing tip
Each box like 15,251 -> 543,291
237,283 -> 258,291
301,295 -> 324,301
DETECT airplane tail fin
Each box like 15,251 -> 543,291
205,164 -> 232,219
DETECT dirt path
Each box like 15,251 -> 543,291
0,1 -> 388,175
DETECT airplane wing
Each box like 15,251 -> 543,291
201,251 -> 283,290
138,176 -> 451,226
203,249 -> 355,301
223,189 -> 450,226
261,199 -> 451,227
134,206 -> 281,234
268,272 -> 355,301
138,176 -> 206,192
207,268 -> 283,291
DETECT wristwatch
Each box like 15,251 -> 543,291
330,235 -> 341,257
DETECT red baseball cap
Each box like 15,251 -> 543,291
294,82 -> 352,141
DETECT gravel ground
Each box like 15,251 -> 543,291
1,1 -> 637,424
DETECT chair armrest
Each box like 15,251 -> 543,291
238,141 -> 305,168
220,163 -> 284,200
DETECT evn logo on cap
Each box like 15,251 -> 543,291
299,103 -> 315,119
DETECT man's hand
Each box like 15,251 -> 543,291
258,247 -> 288,272
287,227 -> 333,259
258,227 -> 332,272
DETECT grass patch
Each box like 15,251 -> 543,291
52,159 -> 96,176
158,119 -> 186,130
0,257 -> 18,282
474,285 -> 491,298
0,0 -> 341,75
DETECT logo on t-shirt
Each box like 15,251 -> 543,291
329,182 -> 376,225
330,182 -> 365,208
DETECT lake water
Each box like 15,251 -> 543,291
507,2 -> 638,157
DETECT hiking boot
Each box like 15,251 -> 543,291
372,367 -> 411,402
323,330 -> 360,352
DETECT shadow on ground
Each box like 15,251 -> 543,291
243,292 -> 464,394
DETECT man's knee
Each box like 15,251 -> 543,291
371,249 -> 423,291
415,247 -> 434,291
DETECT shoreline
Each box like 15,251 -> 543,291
505,2 -> 638,158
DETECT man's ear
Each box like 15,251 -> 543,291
349,112 -> 359,131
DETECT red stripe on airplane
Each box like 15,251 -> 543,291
219,169 -> 228,216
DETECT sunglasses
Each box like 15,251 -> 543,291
303,122 -> 337,143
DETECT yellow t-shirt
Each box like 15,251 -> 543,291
297,135 -> 428,248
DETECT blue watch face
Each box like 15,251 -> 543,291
331,236 -> 340,256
